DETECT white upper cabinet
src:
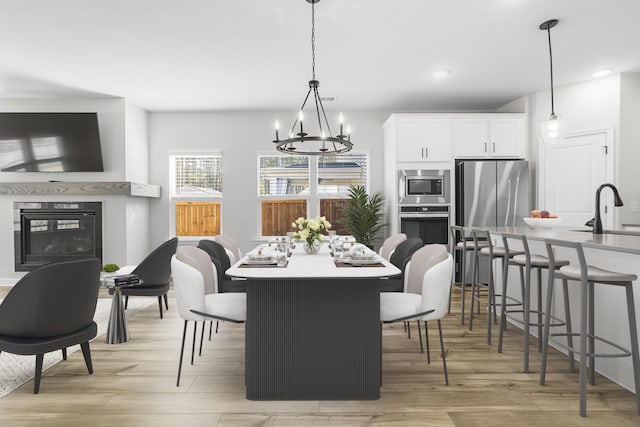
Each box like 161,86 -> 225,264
454,115 -> 526,158
395,117 -> 452,162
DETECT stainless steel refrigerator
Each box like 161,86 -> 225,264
454,159 -> 529,283
455,159 -> 529,227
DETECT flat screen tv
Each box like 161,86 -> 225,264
0,112 -> 104,172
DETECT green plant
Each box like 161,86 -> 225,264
342,185 -> 386,248
102,263 -> 120,273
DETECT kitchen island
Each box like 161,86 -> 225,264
473,225 -> 640,395
228,244 -> 401,400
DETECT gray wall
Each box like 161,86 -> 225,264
148,111 -> 390,254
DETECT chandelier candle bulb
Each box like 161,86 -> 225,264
274,120 -> 280,141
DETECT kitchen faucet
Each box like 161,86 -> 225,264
593,183 -> 624,235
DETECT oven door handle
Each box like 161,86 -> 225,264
399,214 -> 450,219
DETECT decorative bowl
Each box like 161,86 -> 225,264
523,217 -> 562,229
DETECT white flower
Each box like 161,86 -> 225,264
300,229 -> 310,239
308,218 -> 320,231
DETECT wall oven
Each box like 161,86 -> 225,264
399,205 -> 450,245
398,169 -> 450,205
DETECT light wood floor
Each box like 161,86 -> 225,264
0,287 -> 638,426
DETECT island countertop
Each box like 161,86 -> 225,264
471,226 -> 640,255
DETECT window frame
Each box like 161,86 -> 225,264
169,151 -> 223,240
256,150 -> 370,238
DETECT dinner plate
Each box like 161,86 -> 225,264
343,257 -> 380,265
244,258 -> 276,265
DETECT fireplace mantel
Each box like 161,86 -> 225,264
0,182 -> 161,198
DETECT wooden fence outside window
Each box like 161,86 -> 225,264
175,201 -> 221,236
261,198 -> 349,236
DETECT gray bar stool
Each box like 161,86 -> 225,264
498,233 -> 571,373
469,228 -> 523,345
449,225 -> 486,325
540,239 -> 640,417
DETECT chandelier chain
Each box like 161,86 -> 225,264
311,1 -> 316,80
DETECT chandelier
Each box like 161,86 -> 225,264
273,0 -> 352,155
540,19 -> 560,141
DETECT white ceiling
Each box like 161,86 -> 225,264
1,0 -> 639,112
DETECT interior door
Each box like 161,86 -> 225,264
542,131 -> 611,228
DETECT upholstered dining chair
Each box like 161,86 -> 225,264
379,233 -> 407,261
380,244 -> 453,385
214,235 -> 242,265
380,237 -> 423,293
197,239 -> 246,338
0,258 -> 101,393
171,246 -> 246,386
117,237 -> 178,319
197,239 -> 245,292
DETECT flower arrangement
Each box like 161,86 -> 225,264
292,216 -> 331,250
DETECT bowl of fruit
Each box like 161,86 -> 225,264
523,210 -> 562,229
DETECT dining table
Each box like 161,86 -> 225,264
226,239 -> 401,400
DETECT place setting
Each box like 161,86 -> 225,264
239,239 -> 289,268
332,240 -> 385,268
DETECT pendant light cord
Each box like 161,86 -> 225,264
547,26 -> 555,116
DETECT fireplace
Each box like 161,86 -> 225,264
14,202 -> 102,272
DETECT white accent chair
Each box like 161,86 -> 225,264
379,233 -> 407,261
171,246 -> 246,386
380,244 -> 453,384
215,235 -> 242,265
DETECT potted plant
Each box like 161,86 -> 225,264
342,185 -> 386,249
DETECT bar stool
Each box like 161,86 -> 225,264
540,239 -> 640,417
469,228 -> 523,345
498,233 -> 571,373
449,225 -> 485,325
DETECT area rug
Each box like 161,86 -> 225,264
0,296 -> 153,398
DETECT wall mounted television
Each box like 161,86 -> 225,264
0,112 -> 104,172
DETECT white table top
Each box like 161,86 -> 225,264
226,242 -> 401,279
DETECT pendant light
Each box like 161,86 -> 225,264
540,19 -> 560,141
272,0 -> 353,155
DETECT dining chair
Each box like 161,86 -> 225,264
197,239 -> 246,292
380,244 -> 453,384
117,237 -> 178,319
171,246 -> 246,387
379,233 -> 407,261
0,258 -> 101,393
380,237 -> 423,293
214,235 -> 242,265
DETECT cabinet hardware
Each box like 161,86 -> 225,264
603,145 -> 608,154
492,142 -> 495,153
484,142 -> 487,152
425,147 -> 428,158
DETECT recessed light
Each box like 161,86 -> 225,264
592,69 -> 611,78
432,70 -> 450,79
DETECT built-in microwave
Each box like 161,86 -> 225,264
398,169 -> 450,205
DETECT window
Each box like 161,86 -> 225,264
258,155 -> 309,237
318,153 -> 368,235
170,154 -> 223,237
257,152 -> 369,237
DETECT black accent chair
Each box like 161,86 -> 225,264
380,237 -> 424,292
117,237 -> 179,319
197,239 -> 246,293
0,258 -> 101,394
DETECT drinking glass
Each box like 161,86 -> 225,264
332,239 -> 344,261
276,239 -> 288,267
